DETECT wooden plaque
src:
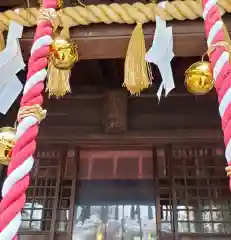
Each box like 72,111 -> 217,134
103,89 -> 127,133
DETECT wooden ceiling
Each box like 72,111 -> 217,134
18,57 -> 205,92
0,57 -> 222,145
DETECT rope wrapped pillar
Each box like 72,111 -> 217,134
202,0 -> 231,189
0,0 -> 57,239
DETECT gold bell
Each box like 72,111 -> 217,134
0,127 -> 16,165
50,37 -> 77,70
185,61 -> 213,95
47,34 -> 78,98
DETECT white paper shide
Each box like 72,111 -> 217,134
145,16 -> 175,101
0,21 -> 25,114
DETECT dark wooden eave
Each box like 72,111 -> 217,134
19,17 -> 231,60
2,0 -> 231,59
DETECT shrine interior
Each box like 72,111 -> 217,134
0,0 -> 231,240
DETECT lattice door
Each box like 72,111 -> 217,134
18,144 -> 78,240
158,144 -> 231,240
20,145 -> 64,234
11,143 -> 231,240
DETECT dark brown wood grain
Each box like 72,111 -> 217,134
0,0 -> 25,7
17,17 -> 231,60
0,89 -> 222,146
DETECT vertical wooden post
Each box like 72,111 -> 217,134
103,90 -> 127,134
167,144 -> 179,240
67,147 -> 79,240
152,147 -> 160,239
49,148 -> 66,240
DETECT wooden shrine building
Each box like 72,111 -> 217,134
1,0 -> 231,239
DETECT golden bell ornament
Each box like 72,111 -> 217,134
0,127 -> 16,165
50,37 -> 77,70
47,31 -> 78,98
185,61 -> 214,95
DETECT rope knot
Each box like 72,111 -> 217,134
38,8 -> 57,26
17,104 -> 47,122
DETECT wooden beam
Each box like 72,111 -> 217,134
19,17 -> 231,60
0,0 -> 24,7
37,128 -> 223,146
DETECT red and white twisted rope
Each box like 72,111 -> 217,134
0,0 -> 57,239
202,0 -> 231,189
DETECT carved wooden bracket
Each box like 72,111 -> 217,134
103,89 -> 127,133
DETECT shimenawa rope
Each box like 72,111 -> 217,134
0,0 -> 231,32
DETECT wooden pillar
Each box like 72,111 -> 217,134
103,90 -> 127,134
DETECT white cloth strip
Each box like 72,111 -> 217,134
219,87 -> 231,117
0,213 -> 21,240
207,20 -> 223,46
2,156 -> 34,197
213,51 -> 229,81
16,116 -> 38,140
225,138 -> 231,163
30,35 -> 52,55
203,0 -> 217,20
23,69 -> 47,95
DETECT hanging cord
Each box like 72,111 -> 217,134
77,0 -> 87,8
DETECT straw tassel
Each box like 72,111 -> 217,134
46,63 -> 72,97
123,23 -> 153,95
47,26 -> 78,98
